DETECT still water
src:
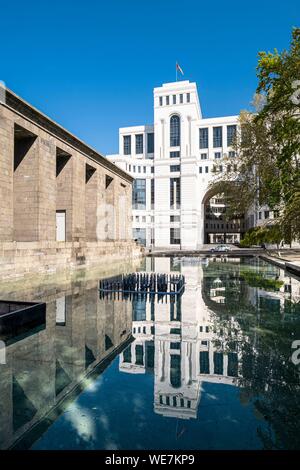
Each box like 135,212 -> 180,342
0,256 -> 300,450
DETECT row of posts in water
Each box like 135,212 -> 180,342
99,290 -> 183,302
99,272 -> 185,296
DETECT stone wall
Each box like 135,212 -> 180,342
0,91 -> 143,281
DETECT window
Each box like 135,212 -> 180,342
166,95 -> 170,105
200,351 -> 209,374
142,216 -> 146,222
170,227 -> 181,244
132,179 -> 146,209
135,344 -> 144,365
227,125 -> 237,146
186,93 -> 190,102
143,166 -> 146,173
159,96 -> 163,106
229,150 -> 236,158
214,152 -> 221,159
170,177 -> 180,209
129,164 -> 131,171
138,166 -> 141,173
170,151 -> 180,158
173,95 -> 176,104
213,126 -> 222,147
264,210 -> 269,219
199,167 -> 202,174
151,179 -> 155,207
133,165 -> 136,172
170,115 -> 180,147
227,164 -> 231,172
259,211 -> 262,220
205,166 -> 208,173
135,134 -> 143,154
214,352 -> 224,375
170,165 -> 180,172
147,133 -> 154,153
133,228 -> 146,246
199,128 -> 208,148
219,165 -> 223,172
151,166 -> 154,173
123,135 -> 131,155
170,215 -> 180,222
201,153 -> 207,160
180,94 -> 183,103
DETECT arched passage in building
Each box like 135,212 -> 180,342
201,186 -> 246,244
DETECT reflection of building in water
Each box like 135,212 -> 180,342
119,257 -> 243,420
0,279 -> 132,450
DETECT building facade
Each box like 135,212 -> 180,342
107,80 -> 284,249
107,81 -> 245,249
0,87 -> 142,280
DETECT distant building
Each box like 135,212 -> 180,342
107,80 -> 281,249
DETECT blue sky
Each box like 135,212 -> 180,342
0,0 -> 299,154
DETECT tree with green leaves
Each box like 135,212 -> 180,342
211,28 -> 300,244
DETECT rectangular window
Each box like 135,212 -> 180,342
170,227 -> 181,244
227,125 -> 237,146
180,94 -> 183,103
200,351 -> 209,374
138,166 -> 141,173
259,212 -> 262,220
214,352 -> 224,375
170,165 -> 180,172
264,210 -> 269,219
199,128 -> 209,149
151,179 -> 155,208
170,215 -> 180,222
133,228 -> 146,246
170,151 -> 180,158
205,166 -> 208,173
151,166 -> 154,173
166,95 -> 169,105
213,126 -> 222,147
133,165 -> 136,172
143,166 -> 146,173
135,134 -> 143,154
201,153 -> 207,160
186,93 -> 190,102
229,151 -> 236,158
123,135 -> 131,155
199,166 -> 202,174
170,177 -> 181,209
129,164 -> 131,171
132,179 -> 146,209
173,95 -> 176,104
214,152 -> 221,159
219,165 -> 223,172
159,96 -> 163,106
147,133 -> 154,153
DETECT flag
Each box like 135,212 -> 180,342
176,62 -> 184,76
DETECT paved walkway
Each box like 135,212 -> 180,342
148,246 -> 300,276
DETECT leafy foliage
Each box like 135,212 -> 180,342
211,28 -> 300,242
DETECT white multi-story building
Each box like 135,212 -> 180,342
107,80 -> 246,249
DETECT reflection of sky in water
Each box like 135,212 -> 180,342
32,360 -> 267,450
1,256 -> 300,450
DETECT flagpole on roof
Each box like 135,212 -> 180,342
176,62 -> 178,82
